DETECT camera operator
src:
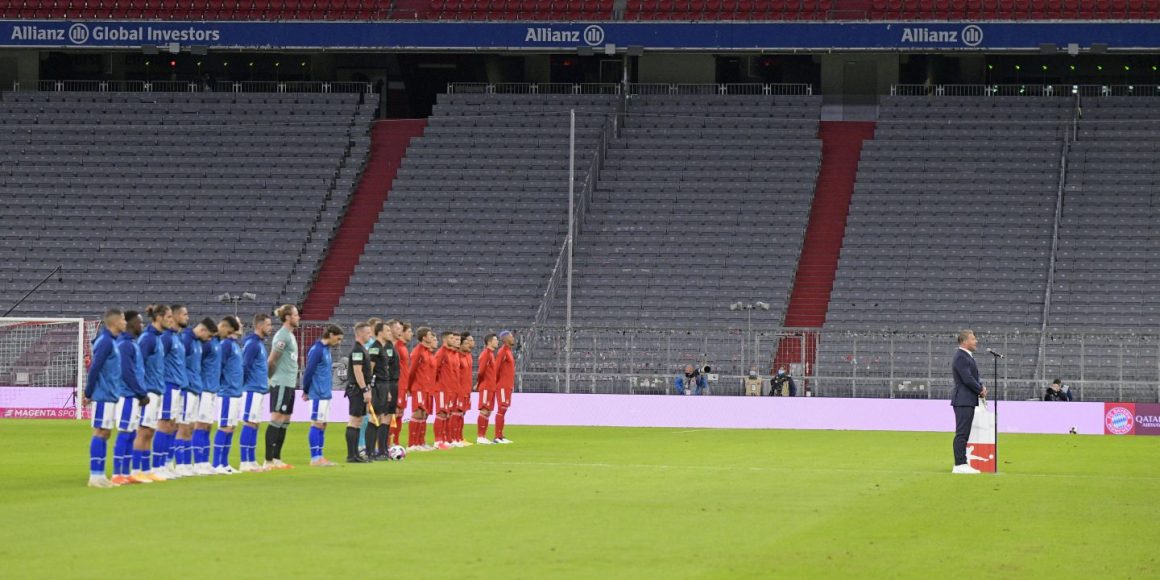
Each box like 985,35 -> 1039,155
674,364 -> 710,396
743,367 -> 762,396
769,366 -> 797,397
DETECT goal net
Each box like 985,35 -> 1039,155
0,318 -> 94,419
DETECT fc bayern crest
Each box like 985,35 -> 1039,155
1105,406 -> 1135,435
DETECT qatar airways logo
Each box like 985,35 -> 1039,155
525,25 -> 604,46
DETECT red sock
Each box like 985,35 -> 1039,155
459,415 -> 467,442
478,414 -> 490,439
454,415 -> 463,442
391,419 -> 401,446
437,417 -> 447,443
495,408 -> 506,439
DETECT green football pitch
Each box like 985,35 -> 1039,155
1,421 -> 1157,579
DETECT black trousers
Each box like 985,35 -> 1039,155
953,405 -> 976,466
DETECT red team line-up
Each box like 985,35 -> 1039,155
81,305 -> 517,488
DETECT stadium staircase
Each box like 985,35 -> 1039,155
775,121 -> 875,375
301,119 -> 426,321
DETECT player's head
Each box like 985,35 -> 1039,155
441,331 -> 460,348
252,313 -> 272,338
145,303 -> 170,330
321,324 -> 344,347
123,310 -> 142,337
275,304 -> 299,329
417,327 -> 436,348
170,304 -> 189,329
374,321 -> 391,341
366,317 -> 383,332
387,319 -> 403,340
957,329 -> 977,352
193,318 -> 215,341
102,308 -> 126,336
499,330 -> 515,347
401,321 -> 413,342
220,315 -> 242,338
459,331 -> 474,351
353,322 -> 372,345
484,333 -> 498,351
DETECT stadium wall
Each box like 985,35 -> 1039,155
3,387 -> 1139,435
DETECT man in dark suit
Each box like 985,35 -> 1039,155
951,329 -> 986,474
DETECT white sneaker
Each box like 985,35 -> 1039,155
158,467 -> 181,479
407,445 -> 423,453
213,465 -> 238,475
175,465 -> 195,477
494,437 -> 513,444
476,437 -> 494,445
87,476 -> 115,488
952,464 -> 981,474
239,462 -> 260,473
147,469 -> 171,482
194,463 -> 215,476
450,441 -> 464,448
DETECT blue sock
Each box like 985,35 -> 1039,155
115,432 -> 134,476
358,420 -> 368,452
89,436 -> 107,477
152,432 -> 168,470
173,437 -> 185,466
132,448 -> 144,471
192,430 -> 209,464
241,425 -> 258,464
308,426 -> 322,459
212,430 -> 227,467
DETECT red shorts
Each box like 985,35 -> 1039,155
435,390 -> 453,413
477,387 -> 495,412
496,388 -> 513,409
411,389 -> 432,413
455,393 -> 470,412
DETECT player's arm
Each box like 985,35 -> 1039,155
301,345 -> 322,400
84,338 -> 112,401
267,338 -> 284,378
242,339 -> 260,383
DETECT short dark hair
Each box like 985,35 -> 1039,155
170,303 -> 186,313
200,317 -> 216,332
222,315 -> 241,332
401,321 -> 412,331
441,331 -> 455,340
252,313 -> 270,328
484,333 -> 497,345
416,327 -> 433,342
1052,378 -> 1062,385
124,310 -> 140,324
323,324 -> 344,338
459,331 -> 472,341
374,322 -> 388,336
103,308 -> 123,321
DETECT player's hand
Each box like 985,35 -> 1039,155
980,386 -> 988,398
363,393 -> 371,404
138,396 -> 150,408
301,392 -> 308,402
82,396 -> 90,407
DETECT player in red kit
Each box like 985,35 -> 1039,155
433,331 -> 461,450
493,330 -> 516,444
475,333 -> 499,444
391,320 -> 412,448
451,332 -> 475,447
405,327 -> 437,452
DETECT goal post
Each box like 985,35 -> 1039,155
0,318 -> 94,420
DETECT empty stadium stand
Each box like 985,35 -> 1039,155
328,90 -> 618,330
817,95 -> 1072,397
3,0 -> 1159,20
0,89 -> 374,319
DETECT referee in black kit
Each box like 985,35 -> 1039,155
344,322 -> 373,463
366,321 -> 399,460
951,329 -> 986,475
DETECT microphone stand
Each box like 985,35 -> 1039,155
987,349 -> 1001,473
2,265 -> 63,317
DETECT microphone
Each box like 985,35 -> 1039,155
986,348 -> 1005,359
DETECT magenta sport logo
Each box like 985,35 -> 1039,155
1105,405 -> 1135,435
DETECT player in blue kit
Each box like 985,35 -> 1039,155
136,304 -> 170,481
156,304 -> 189,477
302,324 -> 343,467
175,318 -> 213,477
83,309 -> 126,488
240,313 -> 273,472
213,316 -> 244,475
193,317 -> 220,475
111,311 -> 151,486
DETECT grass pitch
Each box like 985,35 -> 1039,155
0,421 -> 1157,579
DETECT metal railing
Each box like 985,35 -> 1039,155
1035,103 -> 1073,381
22,79 -> 374,93
446,82 -> 621,95
518,326 -> 1160,401
892,84 -> 1160,98
626,83 -> 813,96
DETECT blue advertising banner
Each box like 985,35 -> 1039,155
2,20 -> 1159,51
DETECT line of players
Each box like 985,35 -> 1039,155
345,317 -> 516,463
81,305 -> 516,487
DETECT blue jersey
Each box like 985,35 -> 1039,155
219,337 -> 244,398
137,325 -> 166,395
115,333 -> 146,400
162,328 -> 189,388
180,328 -> 204,394
241,332 -> 269,394
84,328 -> 122,403
201,336 -> 222,395
302,340 -> 333,401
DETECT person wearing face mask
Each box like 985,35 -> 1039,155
743,367 -> 762,396
674,365 -> 709,396
770,366 -> 797,397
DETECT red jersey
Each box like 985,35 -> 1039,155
495,344 -> 515,390
395,339 -> 411,395
434,346 -> 460,392
407,345 -> 436,392
458,351 -> 473,394
476,349 -> 497,391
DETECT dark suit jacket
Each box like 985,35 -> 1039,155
950,348 -> 983,407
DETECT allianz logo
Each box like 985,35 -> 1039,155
525,25 -> 605,46
901,25 -> 983,47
